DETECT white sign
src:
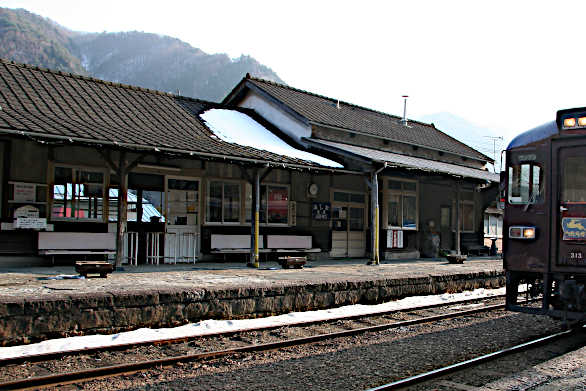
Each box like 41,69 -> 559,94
15,218 -> 47,230
14,205 -> 40,218
13,183 -> 36,203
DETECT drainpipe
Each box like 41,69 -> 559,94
368,163 -> 387,265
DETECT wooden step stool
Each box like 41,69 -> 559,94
75,261 -> 114,278
278,256 -> 307,269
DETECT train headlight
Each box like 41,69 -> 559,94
579,117 -> 586,126
509,226 -> 536,240
564,118 -> 577,128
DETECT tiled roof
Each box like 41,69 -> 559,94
230,76 -> 492,163
0,59 -> 342,170
308,139 -> 499,182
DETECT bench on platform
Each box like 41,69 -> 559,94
38,232 -> 116,263
210,234 -> 268,260
209,234 -> 320,260
460,233 -> 490,256
266,235 -> 320,254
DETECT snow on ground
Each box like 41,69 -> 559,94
200,109 -> 343,168
0,287 -> 507,360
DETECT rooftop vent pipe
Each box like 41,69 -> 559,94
401,95 -> 408,125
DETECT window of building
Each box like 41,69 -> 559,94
52,166 -> 105,221
386,179 -> 418,230
206,181 -> 240,223
562,156 -> 586,202
245,184 -> 290,225
484,214 -> 503,238
508,163 -> 542,204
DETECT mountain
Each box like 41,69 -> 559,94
0,7 -> 283,101
418,112 -> 506,170
0,8 -> 85,74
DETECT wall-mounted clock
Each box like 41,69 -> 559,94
308,183 -> 319,196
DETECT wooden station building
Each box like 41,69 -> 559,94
0,60 -> 499,267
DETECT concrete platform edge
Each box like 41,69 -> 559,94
0,270 -> 505,346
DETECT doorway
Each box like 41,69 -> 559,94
165,177 -> 200,262
331,190 -> 366,257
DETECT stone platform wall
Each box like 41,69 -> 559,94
0,270 -> 505,345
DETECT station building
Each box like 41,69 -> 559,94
0,60 -> 499,267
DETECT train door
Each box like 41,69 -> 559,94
553,143 -> 586,271
165,177 -> 200,262
331,191 -> 366,258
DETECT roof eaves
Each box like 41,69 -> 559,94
0,126 -> 360,174
308,120 -> 492,164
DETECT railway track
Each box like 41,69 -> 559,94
0,295 -> 509,390
366,327 -> 583,390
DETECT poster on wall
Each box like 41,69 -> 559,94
387,230 -> 404,248
13,183 -> 36,203
312,202 -> 331,221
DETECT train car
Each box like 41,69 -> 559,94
504,107 -> 586,323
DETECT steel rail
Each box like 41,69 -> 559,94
365,328 -> 577,391
0,303 -> 506,390
0,295 -> 508,366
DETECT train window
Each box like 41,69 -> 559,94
562,156 -> 586,202
508,163 -> 542,204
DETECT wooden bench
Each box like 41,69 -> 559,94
209,234 -> 320,260
38,232 -> 116,263
266,235 -> 320,254
210,234 -> 269,260
458,232 -> 489,256
75,261 -> 114,278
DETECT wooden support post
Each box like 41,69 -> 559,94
253,169 -> 260,268
115,151 -> 128,268
367,166 -> 385,265
249,168 -> 258,267
455,182 -> 461,256
368,171 -> 380,265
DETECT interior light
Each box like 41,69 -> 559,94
578,117 -> 586,126
509,226 -> 536,240
563,118 -> 577,127
522,227 -> 536,239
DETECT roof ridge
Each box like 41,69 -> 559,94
247,75 -> 492,162
0,58 -> 218,106
247,75 -> 437,127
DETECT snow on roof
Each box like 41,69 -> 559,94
200,109 -> 343,168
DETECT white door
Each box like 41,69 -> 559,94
331,191 -> 366,258
165,178 -> 200,262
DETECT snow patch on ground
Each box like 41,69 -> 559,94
0,287 -> 507,360
200,109 -> 343,168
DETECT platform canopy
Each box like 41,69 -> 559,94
307,138 -> 499,182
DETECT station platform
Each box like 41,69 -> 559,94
0,257 -> 504,345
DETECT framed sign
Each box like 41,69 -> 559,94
312,202 -> 331,221
13,183 -> 36,203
